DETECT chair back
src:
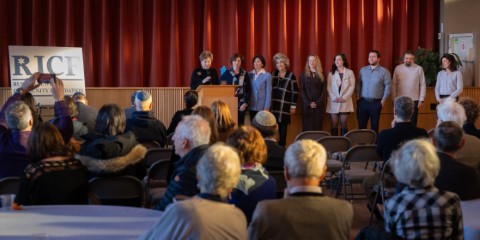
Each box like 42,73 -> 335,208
147,159 -> 170,184
268,171 -> 286,199
166,133 -> 174,148
140,141 -> 161,149
294,131 -> 330,142
344,129 -> 377,146
89,176 -> 143,207
0,177 -> 20,195
344,145 -> 381,164
144,148 -> 173,167
317,136 -> 352,154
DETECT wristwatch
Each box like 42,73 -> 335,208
15,88 -> 24,95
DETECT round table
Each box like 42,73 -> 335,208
0,205 -> 163,239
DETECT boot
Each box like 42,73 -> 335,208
331,128 -> 338,136
341,128 -> 348,136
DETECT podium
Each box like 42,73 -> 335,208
196,85 -> 238,125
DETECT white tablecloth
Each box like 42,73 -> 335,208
0,205 -> 163,240
462,199 -> 480,240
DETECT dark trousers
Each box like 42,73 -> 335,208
411,101 -> 419,127
238,110 -> 246,126
278,121 -> 288,147
249,110 -> 259,123
356,99 -> 382,134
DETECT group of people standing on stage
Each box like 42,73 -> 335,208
191,49 -> 464,146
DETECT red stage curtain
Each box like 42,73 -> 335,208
0,0 -> 439,87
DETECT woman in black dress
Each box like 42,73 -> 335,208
300,53 -> 326,131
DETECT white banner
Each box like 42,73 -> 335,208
8,46 -> 86,105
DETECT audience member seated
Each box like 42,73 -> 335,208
50,96 -> 88,141
140,143 -> 246,240
459,97 -> 480,139
124,90 -> 141,120
75,104 -> 147,180
211,100 -> 236,142
167,90 -> 198,135
20,92 -> 42,127
126,91 -> 167,147
363,96 -> 428,207
433,121 -> 480,200
0,74 -> 71,179
251,110 -> 285,171
15,122 -> 88,206
72,91 -> 98,132
384,139 -> 463,239
248,139 -> 353,239
192,106 -> 218,144
437,98 -> 480,172
226,125 -> 276,223
155,115 -> 211,211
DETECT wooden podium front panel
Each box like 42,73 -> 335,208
196,85 -> 238,126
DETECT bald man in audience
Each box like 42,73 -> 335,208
72,91 -> 98,132
433,121 -> 480,200
437,98 -> 480,172
248,139 -> 353,240
125,91 -> 167,147
154,115 -> 211,211
140,143 -> 246,240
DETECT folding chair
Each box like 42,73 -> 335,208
336,145 -> 380,201
268,170 -> 286,199
369,159 -> 396,225
344,129 -> 377,146
143,148 -> 173,167
139,140 -> 161,150
166,133 -> 174,148
0,177 -> 20,194
89,176 -> 143,207
317,136 -> 352,189
294,131 -> 330,142
144,159 -> 170,208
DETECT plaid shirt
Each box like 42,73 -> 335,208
384,186 -> 463,240
271,70 -> 298,124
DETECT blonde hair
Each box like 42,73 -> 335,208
211,100 -> 235,132
199,50 -> 213,62
304,53 -> 325,81
273,53 -> 290,69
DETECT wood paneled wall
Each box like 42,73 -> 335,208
2,87 -> 480,145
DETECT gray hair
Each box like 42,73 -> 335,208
433,121 -> 464,152
5,101 -> 32,131
390,139 -> 440,188
436,98 -> 466,126
273,53 -> 290,69
197,143 -> 241,197
284,139 -> 327,178
394,96 -> 414,121
176,115 -> 211,148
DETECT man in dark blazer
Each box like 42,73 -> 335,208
433,121 -> 480,200
251,110 -> 285,171
248,139 -> 353,240
363,96 -> 429,206
72,92 -> 98,132
126,91 -> 167,147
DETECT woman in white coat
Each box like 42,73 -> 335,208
326,53 -> 355,136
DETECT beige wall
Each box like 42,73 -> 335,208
444,0 -> 480,86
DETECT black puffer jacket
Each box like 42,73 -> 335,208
75,131 -> 147,180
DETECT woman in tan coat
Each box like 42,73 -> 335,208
326,53 -> 355,136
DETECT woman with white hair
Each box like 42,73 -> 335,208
140,143 -> 247,240
384,139 -> 463,239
